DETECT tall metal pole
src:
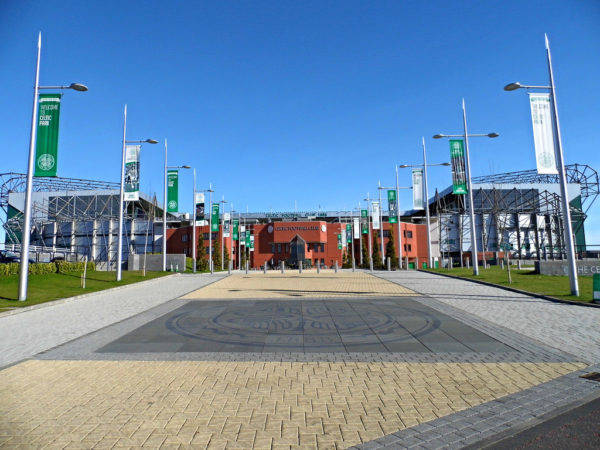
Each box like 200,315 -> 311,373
422,137 -> 433,268
395,165 -> 403,266
238,211 -> 241,270
462,99 -> 479,276
366,194 -> 373,272
378,181 -> 385,262
18,32 -> 42,301
351,213 -> 355,270
221,196 -> 225,270
208,183 -> 213,273
192,168 -> 196,273
546,35 -> 579,296
358,202 -> 363,267
162,139 -> 168,271
116,105 -> 127,281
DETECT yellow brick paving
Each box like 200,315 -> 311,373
182,271 -> 415,299
0,360 -> 586,448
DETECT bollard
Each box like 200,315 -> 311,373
501,259 -> 504,270
334,261 -> 338,273
245,261 -> 249,274
517,260 -> 522,270
466,258 -> 470,269
317,260 -> 321,274
387,257 -> 391,271
280,261 -> 284,274
228,260 -> 232,275
299,261 -> 303,274
404,256 -> 409,271
263,263 -> 267,274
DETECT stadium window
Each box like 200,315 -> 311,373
277,243 -> 281,253
406,230 -> 413,238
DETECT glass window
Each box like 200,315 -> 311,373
277,243 -> 281,253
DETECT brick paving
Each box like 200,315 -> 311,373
182,271 -> 414,299
0,270 -> 596,449
0,360 -> 585,448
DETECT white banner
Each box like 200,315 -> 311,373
124,145 -> 140,201
529,93 -> 558,175
341,228 -> 347,247
195,192 -> 204,203
250,235 -> 255,252
372,201 -> 381,230
353,218 -> 360,239
412,168 -> 424,210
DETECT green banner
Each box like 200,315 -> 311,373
245,230 -> 251,247
387,190 -> 398,223
167,170 -> 178,212
361,209 -> 368,234
346,224 -> 352,243
211,204 -> 219,232
233,219 -> 239,240
34,94 -> 62,177
337,233 -> 342,250
449,139 -> 468,195
250,235 -> 255,251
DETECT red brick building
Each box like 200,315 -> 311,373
167,220 -> 429,269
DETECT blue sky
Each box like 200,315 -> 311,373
1,1 -> 599,244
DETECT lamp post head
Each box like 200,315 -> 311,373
399,164 -> 409,168
504,82 -> 522,91
145,139 -> 158,144
69,83 -> 88,92
441,162 -> 451,166
433,134 -> 444,139
487,132 -> 499,138
181,165 -> 191,169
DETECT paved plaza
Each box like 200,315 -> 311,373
0,270 -> 599,448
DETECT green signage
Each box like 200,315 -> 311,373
593,274 -> 600,301
34,94 -> 62,177
245,230 -> 251,247
233,219 -> 239,240
387,190 -> 398,223
346,224 -> 352,242
449,139 -> 468,195
167,170 -> 178,212
337,233 -> 342,250
361,209 -> 367,218
211,204 -> 219,232
360,209 -> 369,234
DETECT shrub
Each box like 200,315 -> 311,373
0,262 -> 57,276
0,262 -> 20,276
55,260 -> 96,273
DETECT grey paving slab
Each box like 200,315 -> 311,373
92,297 -> 516,355
375,270 -> 600,363
0,273 -> 227,368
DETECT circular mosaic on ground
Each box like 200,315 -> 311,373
165,302 -> 441,348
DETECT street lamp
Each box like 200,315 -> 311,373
363,194 -> 374,272
399,138 -> 450,269
433,99 -> 499,276
377,182 -> 411,269
18,33 -> 88,301
502,35 -> 579,296
162,138 -> 190,272
220,196 -> 227,270
200,185 -> 215,273
116,106 -> 158,281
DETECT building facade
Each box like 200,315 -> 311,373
167,220 -> 430,269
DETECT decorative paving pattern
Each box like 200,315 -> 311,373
0,360 -> 586,448
182,271 -> 415,299
97,298 -> 513,354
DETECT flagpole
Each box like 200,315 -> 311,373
116,105 -> 127,281
18,32 -> 42,301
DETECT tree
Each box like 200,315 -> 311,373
372,233 -> 383,269
361,238 -> 369,268
386,228 -> 399,269
241,245 -> 247,269
213,239 -> 222,270
342,248 -> 351,268
223,242 -> 230,268
196,234 -> 209,272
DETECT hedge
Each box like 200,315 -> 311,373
0,261 -> 96,276
55,261 -> 96,273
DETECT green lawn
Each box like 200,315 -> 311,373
426,266 -> 594,303
0,270 -> 170,310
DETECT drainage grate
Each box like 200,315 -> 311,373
580,372 -> 600,382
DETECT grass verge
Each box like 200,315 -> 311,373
0,270 -> 170,310
426,266 -> 594,304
